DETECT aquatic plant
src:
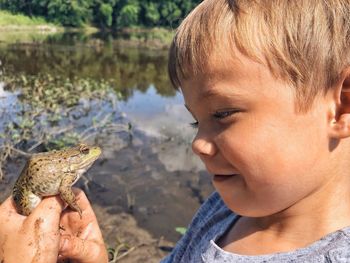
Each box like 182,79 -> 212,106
0,72 -> 130,179
175,227 -> 187,235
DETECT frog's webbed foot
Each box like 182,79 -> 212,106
59,176 -> 82,219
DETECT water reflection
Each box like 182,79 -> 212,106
0,31 -> 175,101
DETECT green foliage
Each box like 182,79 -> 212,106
175,227 -> 187,235
46,0 -> 93,26
0,0 -> 201,29
0,0 -> 31,14
159,1 -> 181,25
142,2 -> 159,26
117,2 -> 140,27
1,72 -> 128,153
98,3 -> 113,27
0,10 -> 49,26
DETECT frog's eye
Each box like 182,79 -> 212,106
79,145 -> 90,154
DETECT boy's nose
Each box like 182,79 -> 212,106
192,135 -> 217,157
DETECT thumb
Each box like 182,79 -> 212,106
59,235 -> 106,263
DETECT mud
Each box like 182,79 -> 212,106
30,217 -> 43,262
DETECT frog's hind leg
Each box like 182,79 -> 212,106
59,175 -> 82,218
13,187 -> 41,216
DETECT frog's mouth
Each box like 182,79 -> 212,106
76,163 -> 89,173
71,147 -> 101,173
76,156 -> 99,173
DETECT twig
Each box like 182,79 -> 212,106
80,112 -> 112,138
114,246 -> 136,261
8,146 -> 32,157
0,162 -> 3,180
27,140 -> 44,152
0,145 -> 31,157
27,133 -> 46,152
49,125 -> 74,135
109,239 -> 159,262
80,123 -> 128,142
0,144 -> 30,180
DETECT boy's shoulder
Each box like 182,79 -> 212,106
161,192 -> 350,263
188,191 -> 234,225
161,191 -> 237,263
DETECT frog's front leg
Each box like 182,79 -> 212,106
59,174 -> 82,218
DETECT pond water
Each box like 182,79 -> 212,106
0,31 -> 214,247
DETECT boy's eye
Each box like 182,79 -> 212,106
213,110 -> 239,119
188,110 -> 240,128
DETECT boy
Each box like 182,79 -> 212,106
162,0 -> 350,262
1,0 -> 350,262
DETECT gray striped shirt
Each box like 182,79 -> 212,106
161,192 -> 350,262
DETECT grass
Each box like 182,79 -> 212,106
0,10 -> 61,42
0,10 -> 53,26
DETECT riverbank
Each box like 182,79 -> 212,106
0,10 -> 59,30
0,26 -> 173,49
0,10 -> 173,48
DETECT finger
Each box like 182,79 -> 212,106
59,235 -> 107,263
61,188 -> 96,221
72,188 -> 95,213
25,195 -> 65,229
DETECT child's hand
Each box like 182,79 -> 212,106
57,189 -> 108,263
0,194 -> 65,263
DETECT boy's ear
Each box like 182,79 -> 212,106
329,68 -> 350,139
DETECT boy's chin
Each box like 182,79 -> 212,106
216,190 -> 285,218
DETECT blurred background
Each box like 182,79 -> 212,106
0,1 -> 214,262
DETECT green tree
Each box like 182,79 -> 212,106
142,2 -> 160,26
159,1 -> 181,26
46,0 -> 92,26
0,0 -> 29,14
0,0 -> 202,28
99,3 -> 113,27
92,0 -> 117,28
116,0 -> 140,27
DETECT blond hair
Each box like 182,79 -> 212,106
168,0 -> 350,111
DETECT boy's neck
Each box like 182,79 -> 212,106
218,169 -> 350,255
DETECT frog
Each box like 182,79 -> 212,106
12,143 -> 101,218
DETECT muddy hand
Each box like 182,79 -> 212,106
0,195 -> 64,263
58,189 -> 108,263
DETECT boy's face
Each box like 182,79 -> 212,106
181,52 -> 337,217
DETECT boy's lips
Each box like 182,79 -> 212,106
213,174 -> 238,182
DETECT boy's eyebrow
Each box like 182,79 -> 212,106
184,87 -> 246,113
200,90 -> 221,100
200,88 -> 245,101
